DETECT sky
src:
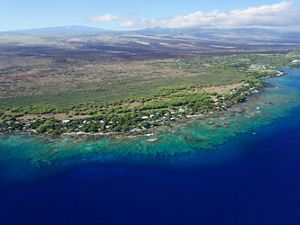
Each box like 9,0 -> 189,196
0,0 -> 300,31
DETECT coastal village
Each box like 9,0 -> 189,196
1,54 -> 297,139
0,76 -> 266,138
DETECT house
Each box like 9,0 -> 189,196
292,59 -> 300,64
249,64 -> 266,70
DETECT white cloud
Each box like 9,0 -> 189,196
90,13 -> 119,23
119,1 -> 300,30
120,20 -> 136,28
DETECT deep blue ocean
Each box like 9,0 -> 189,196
0,69 -> 300,225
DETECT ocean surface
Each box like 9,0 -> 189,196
0,68 -> 300,225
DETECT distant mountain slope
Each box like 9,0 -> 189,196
135,28 -> 300,44
1,25 -> 108,36
2,26 -> 299,43
0,26 -> 299,59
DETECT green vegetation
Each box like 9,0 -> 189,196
1,53 -> 299,136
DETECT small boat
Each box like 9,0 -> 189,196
147,138 -> 158,142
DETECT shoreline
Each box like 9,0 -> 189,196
0,70 -> 287,142
1,66 -> 300,165
0,92 -> 269,142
